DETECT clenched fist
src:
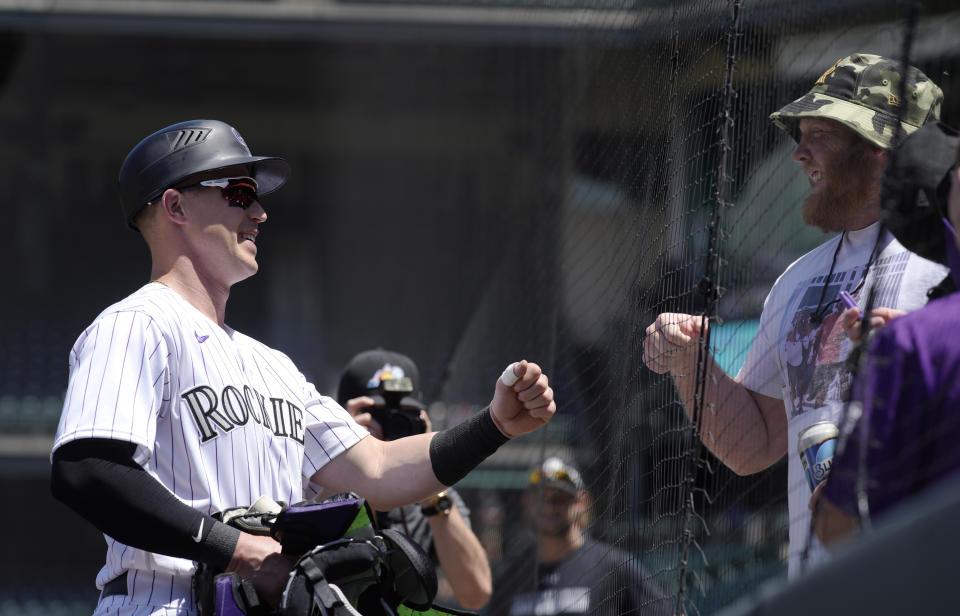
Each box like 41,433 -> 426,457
489,360 -> 555,438
643,313 -> 707,375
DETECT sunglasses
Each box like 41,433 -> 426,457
178,176 -> 260,209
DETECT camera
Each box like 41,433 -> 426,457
367,377 -> 427,440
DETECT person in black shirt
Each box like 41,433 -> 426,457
488,458 -> 669,616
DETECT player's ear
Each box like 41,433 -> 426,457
870,146 -> 890,174
159,188 -> 189,226
575,489 -> 591,510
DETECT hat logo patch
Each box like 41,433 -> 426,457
888,93 -> 900,107
365,363 -> 407,389
815,59 -> 842,85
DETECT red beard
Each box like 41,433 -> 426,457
801,141 -> 883,232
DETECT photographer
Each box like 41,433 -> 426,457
335,349 -> 493,610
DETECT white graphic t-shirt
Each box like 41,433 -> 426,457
53,283 -> 368,613
737,221 -> 948,577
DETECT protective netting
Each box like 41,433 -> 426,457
1,2 -> 960,615
425,2 -> 960,615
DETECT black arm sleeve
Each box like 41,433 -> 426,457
50,438 -> 240,570
428,407 -> 509,486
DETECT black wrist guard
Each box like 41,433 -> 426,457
429,407 -> 509,486
204,519 -> 242,571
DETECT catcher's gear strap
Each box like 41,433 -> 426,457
281,539 -> 382,616
379,528 -> 436,610
51,438 -> 240,570
213,574 -> 271,616
300,557 -> 342,609
428,408 -> 508,486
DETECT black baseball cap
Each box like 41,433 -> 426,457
528,457 -> 584,496
337,349 -> 426,409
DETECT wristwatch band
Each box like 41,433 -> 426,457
420,491 -> 453,517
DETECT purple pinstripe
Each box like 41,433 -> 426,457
90,314 -> 120,434
108,314 -> 136,428
79,321 -> 101,438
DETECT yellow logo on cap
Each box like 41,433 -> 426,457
888,93 -> 900,106
815,58 -> 843,85
365,363 -> 406,389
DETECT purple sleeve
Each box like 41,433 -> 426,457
823,323 -> 928,517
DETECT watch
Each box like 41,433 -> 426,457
420,491 -> 453,517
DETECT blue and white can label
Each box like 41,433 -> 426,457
798,421 -> 838,492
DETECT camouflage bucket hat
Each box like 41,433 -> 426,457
770,53 -> 943,150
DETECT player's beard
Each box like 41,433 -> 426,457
801,142 -> 882,233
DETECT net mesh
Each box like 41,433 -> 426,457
423,2 -> 960,614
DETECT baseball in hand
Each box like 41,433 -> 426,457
500,363 -> 520,387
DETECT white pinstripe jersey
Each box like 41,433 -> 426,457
53,282 -> 367,615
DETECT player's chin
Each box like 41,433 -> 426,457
233,261 -> 260,284
241,251 -> 260,272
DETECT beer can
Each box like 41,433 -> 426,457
798,421 -> 838,492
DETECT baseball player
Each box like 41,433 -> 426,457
49,119 -> 556,616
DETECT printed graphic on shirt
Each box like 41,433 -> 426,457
509,588 -> 591,616
782,252 -> 909,418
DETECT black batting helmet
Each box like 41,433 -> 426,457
118,119 -> 290,230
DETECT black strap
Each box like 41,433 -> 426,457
301,557 -> 342,609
